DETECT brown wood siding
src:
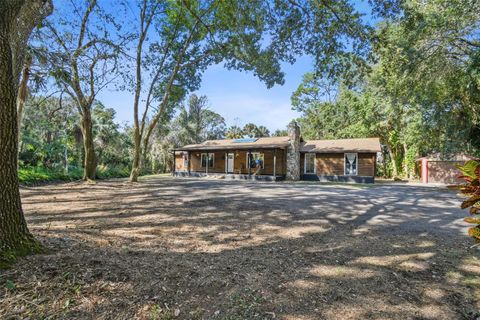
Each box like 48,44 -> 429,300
358,153 -> 376,176
232,149 -> 285,175
269,149 -> 285,175
300,153 -> 304,174
175,153 -> 187,171
212,151 -> 225,173
190,153 -> 201,171
233,151 -> 248,174
276,149 -> 286,175
189,151 -> 225,173
316,153 -> 344,175
301,152 -> 376,177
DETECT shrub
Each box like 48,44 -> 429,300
450,159 -> 480,241
96,164 -> 130,179
18,166 -> 82,183
18,165 -> 131,183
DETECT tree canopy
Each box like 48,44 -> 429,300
292,0 -> 480,177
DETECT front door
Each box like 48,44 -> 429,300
226,153 -> 234,173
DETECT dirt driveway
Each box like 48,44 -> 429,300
1,176 -> 479,319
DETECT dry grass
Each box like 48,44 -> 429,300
1,176 -> 479,319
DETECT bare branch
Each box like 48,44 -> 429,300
77,0 -> 97,50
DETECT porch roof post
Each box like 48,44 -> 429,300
248,149 -> 251,177
187,151 -> 191,175
234,150 -> 237,174
172,150 -> 176,175
206,152 -> 209,175
273,148 -> 276,177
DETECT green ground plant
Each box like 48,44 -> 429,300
450,159 -> 480,241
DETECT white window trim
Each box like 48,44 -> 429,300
201,153 -> 214,168
344,152 -> 358,176
304,153 -> 316,174
246,152 -> 265,169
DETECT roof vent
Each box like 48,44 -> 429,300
233,138 -> 258,143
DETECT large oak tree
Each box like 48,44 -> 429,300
36,0 -> 127,180
0,0 -> 52,266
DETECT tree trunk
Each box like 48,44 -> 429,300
17,53 -> 32,154
403,143 -> 409,179
74,125 -> 83,169
0,2 -> 47,266
129,122 -> 143,182
381,145 -> 388,178
386,144 -> 399,178
80,110 -> 97,180
129,137 -> 142,182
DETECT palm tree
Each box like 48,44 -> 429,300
242,123 -> 270,138
272,129 -> 288,136
256,125 -> 270,137
226,125 -> 243,139
174,94 -> 226,144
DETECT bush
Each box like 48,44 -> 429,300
96,164 -> 130,179
18,165 -> 132,183
449,159 -> 480,241
18,166 -> 83,183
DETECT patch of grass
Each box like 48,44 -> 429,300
218,288 -> 268,320
147,305 -> 176,320
96,165 -> 131,179
0,238 -> 46,269
463,276 -> 480,287
149,304 -> 161,320
5,279 -> 16,291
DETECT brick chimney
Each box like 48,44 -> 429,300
286,121 -> 300,181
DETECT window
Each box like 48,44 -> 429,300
201,153 -> 214,168
304,153 -> 316,174
344,153 -> 357,175
247,152 -> 264,169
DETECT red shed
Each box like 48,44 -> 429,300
418,154 -> 469,184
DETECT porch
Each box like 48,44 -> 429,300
173,171 -> 285,181
172,148 -> 287,180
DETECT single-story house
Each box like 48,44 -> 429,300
173,123 -> 381,183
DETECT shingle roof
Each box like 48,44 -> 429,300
300,138 -> 381,153
176,136 -> 382,153
176,136 -> 291,151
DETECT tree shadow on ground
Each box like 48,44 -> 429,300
1,177 -> 478,319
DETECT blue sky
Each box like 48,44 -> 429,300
97,55 -> 313,133
93,1 -> 374,133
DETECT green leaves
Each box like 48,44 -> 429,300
456,160 -> 480,180
225,125 -> 243,139
291,77 -> 372,141
453,159 -> 480,242
468,226 -> 480,241
462,195 -> 480,210
5,280 -> 16,291
242,123 -> 270,138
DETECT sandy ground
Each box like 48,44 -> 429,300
1,176 -> 480,319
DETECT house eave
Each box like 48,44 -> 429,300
175,144 -> 289,151
300,149 -> 381,153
